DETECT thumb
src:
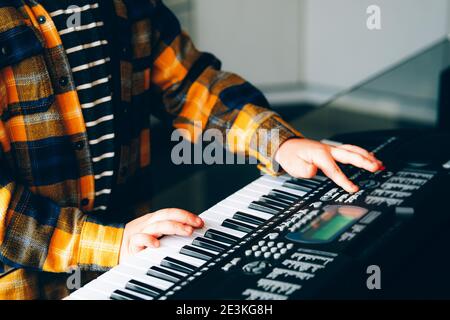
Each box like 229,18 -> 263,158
129,233 -> 160,254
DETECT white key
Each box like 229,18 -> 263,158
260,175 -> 290,185
68,287 -> 111,300
85,277 -> 151,300
122,255 -> 159,272
139,246 -> 206,267
221,198 -> 251,209
160,236 -> 193,249
112,265 -> 173,290
256,177 -> 285,187
211,204 -> 272,221
234,188 -> 265,200
200,211 -> 233,223
208,200 -> 244,214
245,183 -> 274,194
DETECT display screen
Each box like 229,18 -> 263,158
286,205 -> 368,244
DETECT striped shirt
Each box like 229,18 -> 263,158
40,0 -> 115,212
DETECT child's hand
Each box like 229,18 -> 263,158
275,138 -> 383,193
119,209 -> 204,263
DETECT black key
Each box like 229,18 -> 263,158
312,174 -> 328,182
192,237 -> 228,252
270,189 -> 301,202
126,279 -> 164,298
289,178 -> 320,189
283,181 -> 312,193
204,229 -> 240,245
301,178 -> 322,187
261,194 -> 293,206
110,289 -> 145,300
259,197 -> 289,209
222,218 -> 257,233
147,266 -> 184,283
180,245 -> 216,261
161,256 -> 197,274
248,201 -> 280,215
233,212 -> 266,225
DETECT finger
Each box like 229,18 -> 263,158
284,156 -> 318,179
129,233 -> 160,254
331,148 -> 380,173
312,151 -> 359,193
142,221 -> 194,237
338,145 -> 382,164
148,208 -> 203,228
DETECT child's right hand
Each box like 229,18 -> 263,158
119,208 -> 204,263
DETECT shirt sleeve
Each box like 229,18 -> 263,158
0,177 -> 124,273
149,1 -> 302,175
0,175 -> 124,273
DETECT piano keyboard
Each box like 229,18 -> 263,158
66,131 -> 450,300
67,174 -> 325,300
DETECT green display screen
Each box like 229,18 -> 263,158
286,205 -> 369,244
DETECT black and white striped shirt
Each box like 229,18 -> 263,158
41,0 -> 115,212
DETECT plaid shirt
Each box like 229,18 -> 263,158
0,0 -> 301,299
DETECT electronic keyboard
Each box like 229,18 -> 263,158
66,129 -> 450,300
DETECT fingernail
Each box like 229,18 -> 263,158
152,240 -> 160,248
184,226 -> 193,233
196,218 -> 203,225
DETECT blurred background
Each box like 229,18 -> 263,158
147,0 -> 450,218
164,0 -> 450,128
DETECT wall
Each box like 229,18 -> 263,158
191,0 -> 301,86
301,0 -> 449,89
448,1 -> 450,35
189,0 -> 449,96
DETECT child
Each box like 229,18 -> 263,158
0,0 -> 381,299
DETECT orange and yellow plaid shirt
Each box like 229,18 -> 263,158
0,0 -> 301,299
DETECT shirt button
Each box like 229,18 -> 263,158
1,46 -> 10,57
81,198 -> 89,206
59,76 -> 69,87
74,141 -> 85,151
37,15 -> 46,24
